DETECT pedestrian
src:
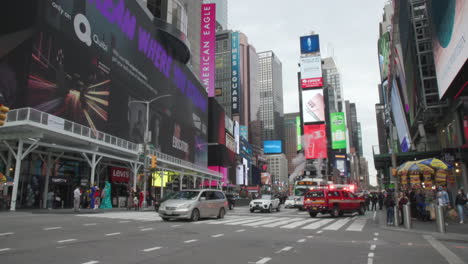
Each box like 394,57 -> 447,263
455,189 -> 467,224
398,192 -> 408,225
365,193 -> 371,211
371,193 -> 378,211
133,195 -> 139,211
384,193 -> 395,225
47,190 -> 55,210
437,186 -> 450,225
139,191 -> 144,209
73,186 -> 82,212
94,187 -> 101,210
378,192 -> 384,210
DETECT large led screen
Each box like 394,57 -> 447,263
1,0 -> 208,166
300,56 -> 323,88
263,140 -> 282,154
330,112 -> 346,149
431,0 -> 468,98
300,35 -> 320,54
391,80 -> 411,152
301,89 -> 325,123
303,124 -> 328,159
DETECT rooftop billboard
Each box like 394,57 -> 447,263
263,140 -> 282,154
300,35 -> 320,54
300,55 -> 323,88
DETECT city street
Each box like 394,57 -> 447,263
1,208 -> 467,264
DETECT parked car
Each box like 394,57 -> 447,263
303,189 -> 366,218
158,189 -> 228,222
249,194 -> 281,213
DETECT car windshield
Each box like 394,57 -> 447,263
261,195 -> 272,200
170,191 -> 200,200
295,188 -> 309,196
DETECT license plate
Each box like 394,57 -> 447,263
166,211 -> 173,215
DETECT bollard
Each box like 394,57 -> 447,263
403,204 -> 411,229
394,205 -> 399,227
436,205 -> 446,233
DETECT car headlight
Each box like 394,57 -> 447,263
179,203 -> 191,209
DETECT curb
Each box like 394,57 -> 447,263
381,225 -> 468,242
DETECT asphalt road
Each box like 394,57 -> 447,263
0,207 -> 467,264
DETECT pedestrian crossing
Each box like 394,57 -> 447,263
77,212 -> 370,232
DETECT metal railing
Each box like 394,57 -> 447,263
5,108 -> 138,153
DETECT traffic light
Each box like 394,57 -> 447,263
150,155 -> 157,169
0,104 -> 9,126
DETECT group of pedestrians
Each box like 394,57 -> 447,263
364,192 -> 384,211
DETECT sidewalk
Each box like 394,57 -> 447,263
0,206 -> 157,215
376,208 -> 468,241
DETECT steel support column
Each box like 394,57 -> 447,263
40,152 -> 64,208
9,140 -> 23,211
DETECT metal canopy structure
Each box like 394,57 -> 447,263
0,108 -> 222,211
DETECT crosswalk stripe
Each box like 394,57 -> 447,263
225,217 -> 275,225
262,218 -> 304,228
209,217 -> 260,225
346,218 -> 367,231
301,219 -> 335,230
323,218 -> 351,230
192,220 -> 219,225
279,218 -> 319,229
244,218 -> 290,227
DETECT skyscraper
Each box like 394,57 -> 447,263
258,51 -> 284,144
203,0 -> 228,30
284,113 -> 300,175
322,57 -> 343,112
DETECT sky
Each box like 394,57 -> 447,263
228,0 -> 389,186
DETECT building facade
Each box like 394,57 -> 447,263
284,113 -> 300,175
266,154 -> 288,185
322,57 -> 343,112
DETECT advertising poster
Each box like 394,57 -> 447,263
200,3 -> 216,97
335,157 -> 346,177
303,124 -> 327,159
261,172 -> 271,185
231,32 -> 241,114
302,89 -> 325,123
300,56 -> 323,88
378,32 -> 390,81
300,35 -> 320,54
296,116 -> 302,150
1,0 -> 209,166
263,140 -> 282,154
330,112 -> 346,149
431,0 -> 468,98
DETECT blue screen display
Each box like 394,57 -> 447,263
300,35 -> 320,54
263,140 -> 282,154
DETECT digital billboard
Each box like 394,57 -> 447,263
300,56 -> 323,88
301,89 -> 325,123
200,3 -> 216,97
1,0 -> 208,166
296,116 -> 302,150
334,154 -> 347,177
330,112 -> 346,149
231,32 -> 241,114
378,32 -> 390,81
263,140 -> 282,154
430,0 -> 468,98
303,124 -> 327,159
300,35 -> 320,54
391,80 -> 411,152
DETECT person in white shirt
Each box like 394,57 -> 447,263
73,186 -> 82,212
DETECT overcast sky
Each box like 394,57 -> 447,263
228,0 -> 389,186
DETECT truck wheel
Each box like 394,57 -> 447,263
330,206 -> 340,218
309,212 -> 317,218
358,204 -> 366,215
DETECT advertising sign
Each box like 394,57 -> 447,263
225,115 -> 234,135
300,56 -> 323,88
391,80 -> 411,152
236,164 -> 245,185
302,89 -> 325,123
200,3 -> 216,97
296,116 -> 302,150
226,133 -> 236,153
303,124 -> 328,159
300,35 -> 320,54
334,154 -> 347,177
263,140 -> 282,154
261,172 -> 271,185
240,125 -> 248,140
231,32 -> 241,114
431,0 -> 468,98
207,166 -> 228,187
330,112 -> 346,149
4,0 -> 208,166
378,32 -> 390,81
110,167 -> 130,183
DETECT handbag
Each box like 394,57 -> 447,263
448,208 -> 458,221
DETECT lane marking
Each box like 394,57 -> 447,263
211,234 -> 224,238
236,229 -> 246,232
374,232 -> 379,236
373,238 -> 378,241
373,211 -> 377,221
57,239 -> 77,243
0,248 -> 11,252
0,232 -> 14,236
275,246 -> 293,253
301,219 -> 334,230
323,218 -> 351,230
256,257 -> 272,264
84,223 -> 97,226
82,261 -> 99,264
171,225 -> 181,227
368,252 -> 374,258
307,236 -> 314,238
207,217 -> 255,225
184,239 -> 198,243
408,242 -> 413,246
118,221 -> 130,223
142,246 -> 162,252
262,218 -> 302,228
370,245 -> 376,251
317,231 -> 323,234
367,257 -> 373,264
278,219 -> 319,229
225,218 -> 275,226
244,218 -> 288,227
346,218 -> 367,231
140,228 -> 153,231
43,227 -> 62,230
105,232 -> 121,236
424,235 -> 465,264
297,238 -> 306,243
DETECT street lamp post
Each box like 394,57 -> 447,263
128,94 -> 171,209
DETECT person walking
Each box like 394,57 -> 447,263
398,192 -> 409,225
73,186 -> 82,212
47,190 -> 55,210
455,189 -> 467,224
371,193 -> 378,211
378,192 -> 384,210
94,187 -> 101,210
384,193 -> 395,225
365,193 -> 371,211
